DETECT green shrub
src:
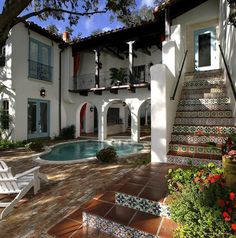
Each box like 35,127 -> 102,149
25,141 -> 44,152
168,163 -> 235,237
96,146 -> 117,163
0,139 -> 27,150
59,125 -> 75,139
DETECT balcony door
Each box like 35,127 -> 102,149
28,99 -> 50,139
194,27 -> 218,71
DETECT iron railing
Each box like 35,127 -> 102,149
28,60 -> 53,81
219,44 -> 236,100
170,50 -> 188,100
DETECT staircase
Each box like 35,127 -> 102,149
167,69 -> 236,166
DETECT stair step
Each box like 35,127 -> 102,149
181,87 -> 227,95
169,143 -> 221,155
171,134 -> 227,144
167,152 -> 222,166
182,83 -> 226,90
173,125 -> 236,135
176,110 -> 232,118
174,117 -> 234,126
181,92 -> 227,99
185,69 -> 223,79
179,97 -> 230,106
183,78 -> 225,87
115,192 -> 170,217
83,205 -> 161,238
177,104 -> 231,111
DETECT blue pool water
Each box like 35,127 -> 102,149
40,140 -> 144,161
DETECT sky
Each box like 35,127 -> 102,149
0,0 -> 155,38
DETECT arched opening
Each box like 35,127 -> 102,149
106,100 -> 131,139
138,99 -> 151,141
79,102 -> 98,138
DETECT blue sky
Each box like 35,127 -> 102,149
0,0 -> 155,38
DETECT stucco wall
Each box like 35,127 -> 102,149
172,0 -> 220,72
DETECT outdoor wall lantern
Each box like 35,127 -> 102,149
40,88 -> 46,97
227,0 -> 236,26
90,106 -> 94,112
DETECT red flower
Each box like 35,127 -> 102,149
221,182 -> 225,187
232,224 -> 236,231
227,207 -> 233,213
229,192 -> 235,201
223,211 -> 231,221
217,199 -> 225,208
210,178 -> 216,183
228,150 -> 236,156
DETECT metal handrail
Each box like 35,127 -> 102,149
170,50 -> 188,100
219,44 -> 236,100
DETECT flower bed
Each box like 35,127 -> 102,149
167,163 -> 236,237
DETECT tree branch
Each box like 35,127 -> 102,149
16,7 -> 108,23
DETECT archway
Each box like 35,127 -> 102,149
106,100 -> 131,139
138,99 -> 151,141
77,102 -> 98,138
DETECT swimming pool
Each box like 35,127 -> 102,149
40,140 -> 144,162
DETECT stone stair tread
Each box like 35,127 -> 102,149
167,151 -> 221,160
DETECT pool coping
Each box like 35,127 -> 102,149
34,139 -> 150,165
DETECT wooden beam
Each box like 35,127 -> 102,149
128,85 -> 136,93
106,47 -> 125,60
110,88 -> 118,94
79,90 -> 88,96
94,90 -> 102,95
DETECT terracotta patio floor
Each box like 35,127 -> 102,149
0,144 -> 150,238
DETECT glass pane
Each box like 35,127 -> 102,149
198,33 -> 211,67
39,102 -> 48,133
41,46 -> 49,65
30,41 -> 38,61
28,102 -> 37,134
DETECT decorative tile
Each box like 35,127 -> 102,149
176,110 -> 232,118
183,79 -> 225,87
181,92 -> 227,99
174,117 -> 234,126
167,155 -> 222,167
179,97 -> 230,106
181,87 -> 226,95
115,193 -> 170,218
177,104 -> 231,111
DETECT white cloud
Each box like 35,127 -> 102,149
140,0 -> 155,7
102,27 -> 111,32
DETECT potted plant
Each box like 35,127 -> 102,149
109,68 -> 128,86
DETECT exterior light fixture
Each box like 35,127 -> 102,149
227,0 -> 236,26
123,102 -> 126,107
90,106 -> 94,112
40,88 -> 46,97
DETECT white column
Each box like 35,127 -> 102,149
131,108 -> 140,142
127,41 -> 135,83
98,105 -> 107,141
145,105 -> 148,126
94,49 -> 100,88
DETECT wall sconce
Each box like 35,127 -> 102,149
227,0 -> 236,26
40,88 -> 46,97
122,102 -> 126,107
90,106 -> 94,112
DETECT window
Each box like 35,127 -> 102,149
0,45 -> 5,67
133,65 -> 145,83
1,100 -> 9,129
29,38 -> 52,81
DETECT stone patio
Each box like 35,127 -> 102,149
0,145 -> 150,238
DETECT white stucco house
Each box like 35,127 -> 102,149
0,0 -> 236,164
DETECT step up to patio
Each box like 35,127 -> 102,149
176,110 -> 232,118
183,79 -> 225,87
181,92 -> 227,99
181,87 -> 227,95
178,97 -> 230,106
184,69 -> 223,79
177,103 -> 231,111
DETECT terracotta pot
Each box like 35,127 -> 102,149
222,155 -> 236,188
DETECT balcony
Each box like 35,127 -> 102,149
28,60 -> 53,81
72,66 -> 150,91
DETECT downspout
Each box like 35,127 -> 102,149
59,47 -> 64,135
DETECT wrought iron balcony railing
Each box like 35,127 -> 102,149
28,60 -> 53,81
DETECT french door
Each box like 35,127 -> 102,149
194,27 -> 218,71
28,99 -> 50,139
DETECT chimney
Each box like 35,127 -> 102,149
63,31 -> 70,42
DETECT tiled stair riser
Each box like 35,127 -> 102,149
177,104 -> 231,111
115,193 -> 170,218
176,111 -> 232,118
171,134 -> 227,145
167,156 -> 222,167
169,144 -> 221,155
83,212 -> 157,238
174,117 -> 234,126
183,79 -> 225,87
173,125 -> 236,135
181,92 -> 227,99
179,98 -> 230,106
185,69 -> 223,78
181,87 -> 226,95
182,84 -> 226,90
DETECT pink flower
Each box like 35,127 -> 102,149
229,192 -> 235,201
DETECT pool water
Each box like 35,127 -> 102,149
41,140 -> 144,162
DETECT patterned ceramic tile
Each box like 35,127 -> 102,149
171,134 -> 227,145
179,97 -> 230,106
177,104 -> 231,111
181,87 -> 226,95
183,79 -> 225,87
167,155 -> 222,167
174,117 -> 234,126
181,92 -> 227,99
115,193 -> 170,218
172,125 -> 236,135
83,212 -> 157,238
176,111 -> 232,118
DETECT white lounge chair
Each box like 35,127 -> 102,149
0,160 -> 48,219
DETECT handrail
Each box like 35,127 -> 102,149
219,44 -> 236,100
170,50 -> 188,100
